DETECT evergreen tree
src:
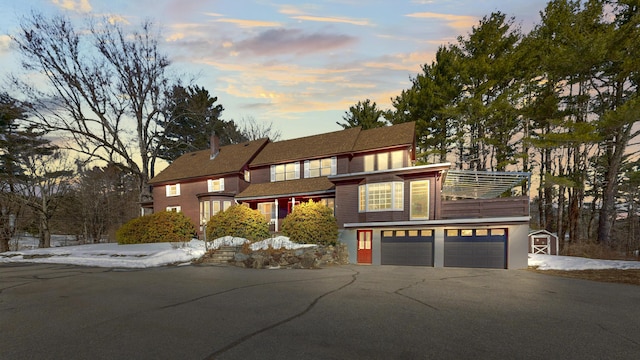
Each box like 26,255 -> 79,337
338,99 -> 387,130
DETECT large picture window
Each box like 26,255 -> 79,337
410,180 -> 429,219
271,162 -> 300,182
304,157 -> 337,178
358,182 -> 404,212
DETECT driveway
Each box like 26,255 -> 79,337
1,263 -> 639,359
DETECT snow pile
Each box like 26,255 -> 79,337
529,254 -> 640,270
208,236 -> 249,249
0,240 -> 206,268
249,236 -> 317,251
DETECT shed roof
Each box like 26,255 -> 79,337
148,138 -> 268,184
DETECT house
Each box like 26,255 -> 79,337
148,122 -> 531,269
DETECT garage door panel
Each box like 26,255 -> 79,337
444,229 -> 506,269
381,231 -> 433,266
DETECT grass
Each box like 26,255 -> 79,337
528,267 -> 640,286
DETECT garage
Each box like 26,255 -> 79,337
381,229 -> 433,266
444,229 -> 506,269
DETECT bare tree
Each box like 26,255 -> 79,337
11,12 -> 173,205
239,116 -> 282,141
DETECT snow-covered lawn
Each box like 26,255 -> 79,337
528,253 -> 640,270
0,236 -> 316,268
1,237 -> 639,270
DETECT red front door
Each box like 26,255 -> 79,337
357,230 -> 372,264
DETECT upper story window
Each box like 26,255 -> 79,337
271,162 -> 300,182
304,157 -> 337,178
364,150 -> 405,172
410,180 -> 430,220
244,170 -> 251,182
358,182 -> 404,212
207,178 -> 225,192
165,184 -> 180,197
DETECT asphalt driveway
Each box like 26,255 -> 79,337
1,263 -> 639,359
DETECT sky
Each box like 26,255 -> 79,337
0,0 -> 551,140
2,234 -> 640,270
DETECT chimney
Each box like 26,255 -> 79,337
210,132 -> 220,159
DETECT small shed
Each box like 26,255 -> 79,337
528,230 -> 559,255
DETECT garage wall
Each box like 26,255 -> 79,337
339,222 -> 529,269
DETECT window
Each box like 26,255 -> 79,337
258,202 -> 276,222
166,206 -> 181,212
377,153 -> 389,171
358,182 -> 404,212
304,157 -> 337,178
391,150 -> 404,169
165,184 -> 180,197
271,162 -> 300,182
212,201 -> 221,216
244,170 -> 251,182
319,198 -> 335,214
364,151 -> 405,172
364,155 -> 375,172
207,179 -> 225,192
410,180 -> 429,220
200,201 -> 210,225
223,201 -> 232,211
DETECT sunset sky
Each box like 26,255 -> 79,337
0,0 -> 551,140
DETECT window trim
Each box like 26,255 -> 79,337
304,156 -> 337,178
165,184 -> 180,197
358,181 -> 404,212
410,180 -> 430,220
207,178 -> 225,192
270,162 -> 300,182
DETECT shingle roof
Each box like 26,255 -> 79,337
236,177 -> 335,200
352,121 -> 415,152
250,127 -> 361,166
148,138 -> 268,184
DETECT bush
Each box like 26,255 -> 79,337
116,211 -> 196,244
206,204 -> 270,242
281,200 -> 338,245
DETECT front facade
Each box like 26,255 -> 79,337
149,122 -> 531,269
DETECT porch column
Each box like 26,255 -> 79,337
274,199 -> 279,232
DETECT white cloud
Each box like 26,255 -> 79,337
0,35 -> 11,54
51,0 -> 92,13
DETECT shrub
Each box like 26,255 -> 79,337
281,200 -> 338,245
206,204 -> 270,242
116,211 -> 196,244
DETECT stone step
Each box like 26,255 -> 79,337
206,246 -> 240,263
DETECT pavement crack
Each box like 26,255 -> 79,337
393,278 -> 439,310
203,269 -> 359,359
597,323 -> 640,346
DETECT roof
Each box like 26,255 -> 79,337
352,121 -> 415,152
236,177 -> 335,200
250,127 -> 361,166
250,122 -> 416,166
148,138 -> 268,184
442,170 -> 530,199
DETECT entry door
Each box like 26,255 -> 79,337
357,230 -> 372,264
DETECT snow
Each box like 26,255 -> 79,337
0,236 -> 316,268
2,236 -> 639,269
528,254 -> 640,270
